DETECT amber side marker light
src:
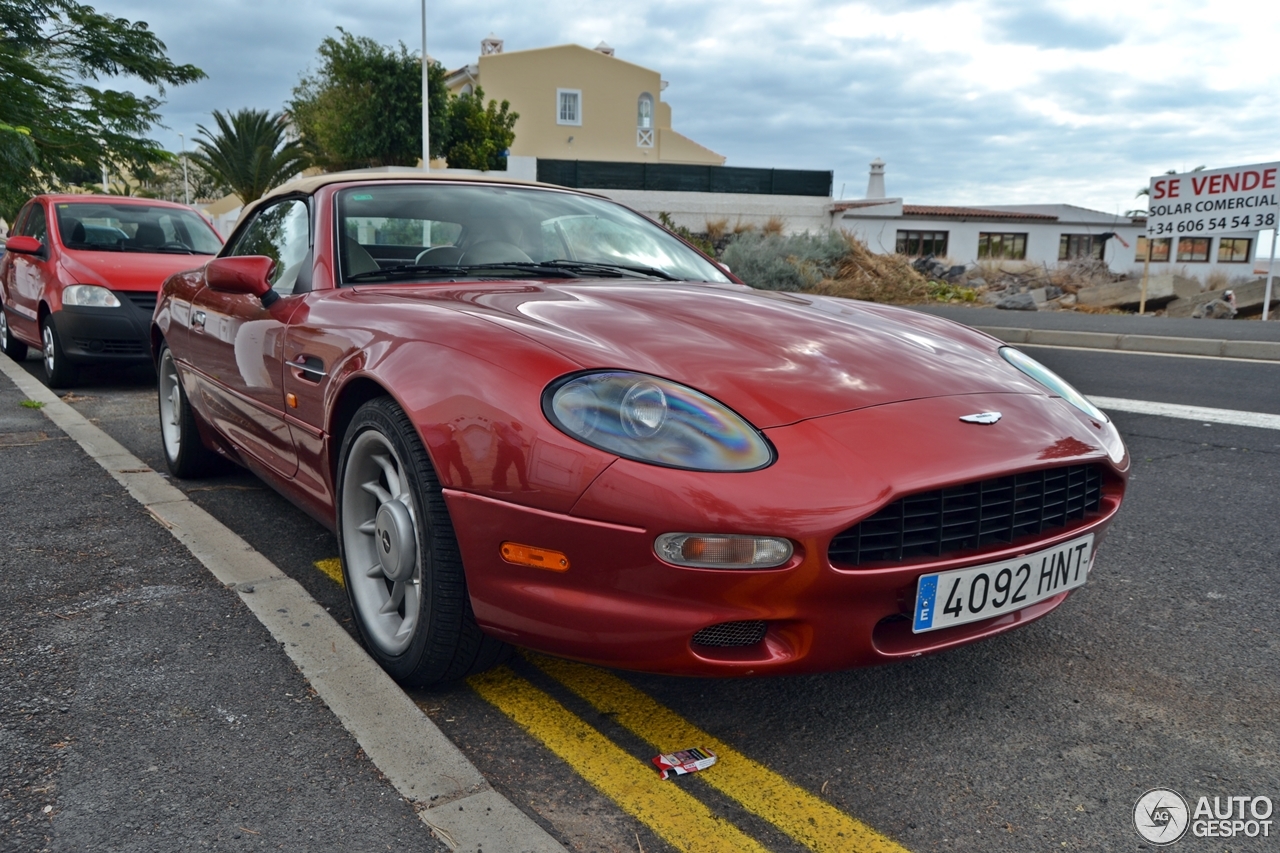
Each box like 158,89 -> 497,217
500,542 -> 570,572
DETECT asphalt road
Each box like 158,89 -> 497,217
7,344 -> 1280,852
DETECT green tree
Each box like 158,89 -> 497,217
443,86 -> 518,171
0,0 -> 204,215
290,28 -> 449,170
187,109 -> 309,204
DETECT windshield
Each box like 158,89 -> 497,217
334,183 -> 731,285
55,201 -> 223,255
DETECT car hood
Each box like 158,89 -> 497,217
59,249 -> 212,292
374,280 -> 1046,428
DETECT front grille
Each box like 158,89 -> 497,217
692,620 -> 767,648
121,291 -> 157,314
72,337 -> 147,355
830,464 -> 1103,567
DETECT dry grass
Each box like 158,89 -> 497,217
761,215 -> 786,235
806,232 -> 932,303
732,217 -> 755,234
1205,270 -> 1230,291
704,218 -> 729,242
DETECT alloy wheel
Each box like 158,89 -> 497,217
340,428 -> 424,656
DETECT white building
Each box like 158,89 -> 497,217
832,161 -> 1263,283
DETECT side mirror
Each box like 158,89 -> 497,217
205,256 -> 280,307
5,236 -> 44,256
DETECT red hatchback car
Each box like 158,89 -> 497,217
153,173 -> 1128,686
0,194 -> 223,386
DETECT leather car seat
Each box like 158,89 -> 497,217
343,236 -> 380,277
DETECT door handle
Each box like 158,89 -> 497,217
292,354 -> 326,382
191,310 -> 206,329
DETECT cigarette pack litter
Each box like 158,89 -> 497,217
652,747 -> 717,780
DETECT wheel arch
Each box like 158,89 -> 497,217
327,375 -> 399,484
150,323 -> 166,365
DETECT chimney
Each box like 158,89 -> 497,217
594,41 -> 615,56
866,158 -> 886,199
481,33 -> 503,55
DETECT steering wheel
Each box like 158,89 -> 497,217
158,241 -> 191,250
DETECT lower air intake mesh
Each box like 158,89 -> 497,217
692,620 -> 767,648
830,464 -> 1103,567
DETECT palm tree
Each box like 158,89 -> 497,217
189,109 -> 309,204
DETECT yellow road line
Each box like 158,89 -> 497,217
468,667 -> 772,853
531,654 -> 910,853
313,558 -> 344,587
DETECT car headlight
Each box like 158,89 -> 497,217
1000,347 -> 1107,422
543,371 -> 774,471
62,285 -> 121,308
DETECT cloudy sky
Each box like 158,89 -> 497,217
97,0 -> 1280,219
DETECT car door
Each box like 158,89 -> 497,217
185,197 -> 311,479
4,201 -> 52,345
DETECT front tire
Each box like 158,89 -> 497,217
157,343 -> 221,478
0,302 -> 28,360
337,397 -> 510,686
41,314 -> 76,387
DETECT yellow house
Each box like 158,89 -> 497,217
444,36 -> 725,166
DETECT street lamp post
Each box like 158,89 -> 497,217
178,132 -> 190,206
427,0 -> 437,171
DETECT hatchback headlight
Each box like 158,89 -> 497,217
1000,347 -> 1107,422
63,285 -> 121,308
543,371 -> 774,471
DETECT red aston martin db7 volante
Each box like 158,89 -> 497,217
152,173 -> 1127,686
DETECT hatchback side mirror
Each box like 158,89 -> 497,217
206,256 -> 280,307
5,236 -> 45,256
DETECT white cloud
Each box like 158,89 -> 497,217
95,0 -> 1280,215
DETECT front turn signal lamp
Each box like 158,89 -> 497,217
500,542 -> 569,572
655,533 -> 793,569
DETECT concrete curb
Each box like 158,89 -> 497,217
976,326 -> 1280,362
0,357 -> 565,853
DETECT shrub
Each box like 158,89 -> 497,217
721,230 -> 851,291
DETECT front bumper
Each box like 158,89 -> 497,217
447,392 -> 1128,677
49,290 -> 156,365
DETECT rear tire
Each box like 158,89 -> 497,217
157,343 -> 221,478
336,397 -> 510,687
41,314 -> 77,388
0,302 -> 28,360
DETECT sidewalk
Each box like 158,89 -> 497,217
913,304 -> 1280,361
0,364 -> 563,853
0,375 -> 455,853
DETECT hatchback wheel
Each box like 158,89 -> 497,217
41,314 -> 76,387
337,397 -> 509,686
0,303 -> 28,360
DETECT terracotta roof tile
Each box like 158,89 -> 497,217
902,205 -> 1059,221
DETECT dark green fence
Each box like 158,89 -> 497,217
536,160 -> 832,197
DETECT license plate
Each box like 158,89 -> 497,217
912,534 -> 1094,633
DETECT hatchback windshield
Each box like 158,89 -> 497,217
56,201 -> 222,255
335,183 -> 731,285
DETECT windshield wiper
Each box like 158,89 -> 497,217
346,263 -> 477,282
346,262 -> 580,282
66,243 -> 123,252
345,260 -> 680,283
537,260 -> 680,281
